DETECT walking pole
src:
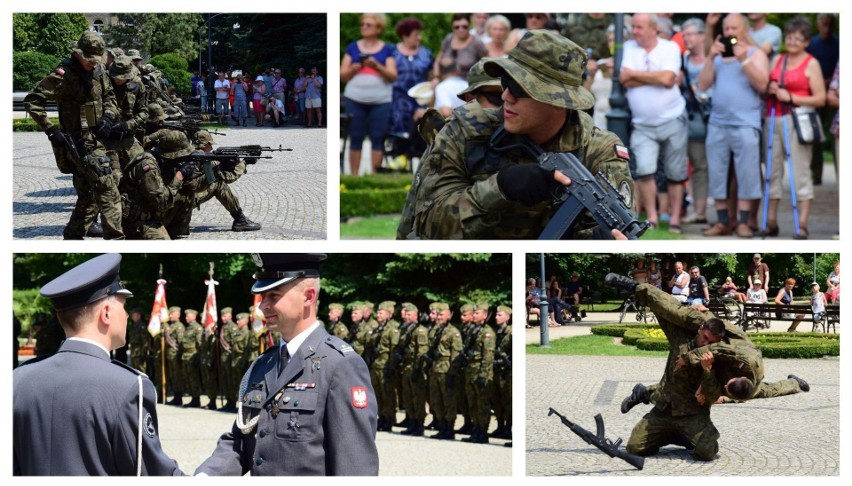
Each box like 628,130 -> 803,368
780,109 -> 801,236
761,104 -> 776,238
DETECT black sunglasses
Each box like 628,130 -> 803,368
500,76 -> 529,99
481,92 -> 504,107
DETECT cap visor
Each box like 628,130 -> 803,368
484,57 -> 595,111
252,276 -> 298,294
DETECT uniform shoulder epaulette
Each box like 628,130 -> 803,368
112,359 -> 146,377
323,335 -> 355,355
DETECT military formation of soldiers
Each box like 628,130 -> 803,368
127,306 -> 268,411
23,31 -> 261,240
326,299 -> 513,444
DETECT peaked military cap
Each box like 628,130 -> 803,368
484,29 -> 595,110
40,254 -> 133,312
329,303 -> 344,312
457,58 -> 501,100
378,301 -> 396,312
184,309 -> 198,316
109,55 -> 135,80
73,31 -> 105,64
154,130 -> 194,159
250,253 -> 327,293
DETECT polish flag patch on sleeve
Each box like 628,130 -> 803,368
615,144 -> 630,161
351,386 -> 368,409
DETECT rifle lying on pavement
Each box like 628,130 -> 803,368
189,145 -> 293,183
489,127 -> 649,240
548,408 -> 644,470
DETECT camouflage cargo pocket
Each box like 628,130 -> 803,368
51,144 -> 75,174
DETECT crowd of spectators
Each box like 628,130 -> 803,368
193,65 -> 323,128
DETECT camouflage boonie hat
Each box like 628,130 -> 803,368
484,30 -> 594,110
402,302 -> 418,313
473,302 -> 490,312
195,129 -> 215,148
168,306 -> 181,313
432,302 -> 450,311
460,303 -> 474,313
236,312 -> 250,320
109,56 -> 135,80
329,303 -> 344,312
73,32 -> 105,64
127,49 -> 143,61
147,103 -> 168,123
378,301 -> 396,312
457,58 -> 501,100
107,47 -> 125,58
155,131 -> 194,159
221,307 -> 233,314
185,309 -> 198,316
497,305 -> 512,315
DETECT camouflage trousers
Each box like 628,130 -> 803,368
65,171 -> 124,239
428,371 -> 456,423
402,367 -> 428,422
124,221 -> 170,240
370,362 -> 394,422
130,351 -> 148,375
455,370 -> 468,417
166,354 -> 183,396
493,373 -> 511,426
626,407 -> 719,461
181,352 -> 201,399
465,375 -> 494,433
200,357 -> 219,403
751,378 -> 803,399
219,355 -> 234,402
196,181 -> 241,214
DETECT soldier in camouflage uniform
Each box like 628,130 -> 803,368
326,303 -> 345,334
562,13 -> 613,60
165,306 -> 185,405
491,305 -> 513,440
424,302 -> 443,430
24,31 -> 124,239
398,30 -> 633,240
105,56 -> 147,172
331,307 -> 350,341
127,307 -> 149,374
218,307 -> 238,412
452,303 -> 476,434
401,304 -> 430,436
370,301 -> 400,431
198,315 -> 219,410
389,303 -> 418,429
230,313 -> 252,381
348,302 -> 368,356
462,303 -> 495,443
180,309 -> 203,408
428,303 -> 464,440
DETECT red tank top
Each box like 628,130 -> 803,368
765,54 -> 814,115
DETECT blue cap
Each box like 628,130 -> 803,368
40,254 -> 133,311
250,254 -> 327,293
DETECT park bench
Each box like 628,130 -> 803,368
741,302 -> 840,332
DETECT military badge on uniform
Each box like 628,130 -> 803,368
144,413 -> 156,438
615,144 -> 630,161
351,386 -> 368,409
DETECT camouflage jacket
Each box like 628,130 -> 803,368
180,321 -> 203,357
399,100 -> 632,239
127,322 -> 150,357
198,325 -> 217,366
493,324 -> 512,377
120,151 -> 183,224
431,323 -> 463,374
403,323 -> 430,371
219,321 -> 238,360
103,77 -> 148,152
230,326 -> 250,368
164,321 -> 184,359
468,324 -> 496,381
332,321 -> 350,341
562,14 -> 613,61
372,319 -> 400,370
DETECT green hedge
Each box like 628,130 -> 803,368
13,51 -> 59,91
13,117 -> 58,132
340,174 -> 412,217
593,324 -> 840,358
149,52 -> 191,96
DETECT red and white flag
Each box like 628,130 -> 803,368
147,279 -> 168,337
202,276 -> 219,331
252,293 -> 267,337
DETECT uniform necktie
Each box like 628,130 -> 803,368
279,343 -> 290,376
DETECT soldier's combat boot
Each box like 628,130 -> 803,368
621,383 -> 650,413
395,417 -> 411,428
426,417 -> 438,430
184,397 -> 201,408
439,421 -> 455,440
86,221 -> 104,238
167,396 -> 183,406
205,402 -> 218,411
788,374 -> 810,392
231,211 -> 261,232
605,273 -> 639,293
456,417 -> 473,434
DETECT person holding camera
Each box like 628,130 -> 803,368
341,13 -> 398,175
698,13 -> 769,238
306,67 -> 324,128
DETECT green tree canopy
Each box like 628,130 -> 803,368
107,13 -> 204,62
12,13 -> 90,58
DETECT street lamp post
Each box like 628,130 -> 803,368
199,14 -> 240,75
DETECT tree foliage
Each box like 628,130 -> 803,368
14,254 -> 511,326
340,13 -> 454,60
12,51 -> 60,91
107,13 -> 204,62
149,53 -> 191,96
12,13 -> 90,59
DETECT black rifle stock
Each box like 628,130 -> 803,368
489,127 -> 649,240
188,145 -> 291,183
548,408 -> 644,470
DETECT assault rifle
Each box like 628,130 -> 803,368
548,408 -> 644,470
489,127 -> 649,240
162,119 -> 226,138
189,145 -> 292,183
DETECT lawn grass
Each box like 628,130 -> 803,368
526,334 -> 667,357
340,214 -> 400,239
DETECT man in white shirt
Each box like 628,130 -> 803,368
213,72 -> 230,125
619,13 -> 688,233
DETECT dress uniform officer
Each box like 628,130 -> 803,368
13,254 -> 182,475
195,254 -> 379,476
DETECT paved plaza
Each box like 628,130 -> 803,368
525,320 -> 840,476
12,126 -> 327,240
